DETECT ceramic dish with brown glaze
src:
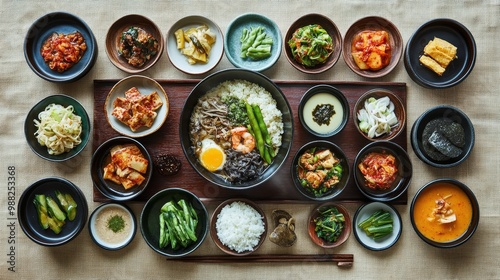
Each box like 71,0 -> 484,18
343,16 -> 403,78
353,88 -> 406,142
105,14 -> 164,74
308,202 -> 351,249
284,13 -> 342,74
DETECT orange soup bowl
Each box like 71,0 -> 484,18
410,178 -> 479,248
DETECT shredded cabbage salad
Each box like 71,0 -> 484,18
34,103 -> 82,155
357,96 -> 398,139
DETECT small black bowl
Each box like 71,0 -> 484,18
18,177 -> 88,246
411,105 -> 474,168
140,188 -> 208,257
353,141 -> 412,202
410,178 -> 480,248
91,136 -> 153,201
404,18 -> 476,89
298,85 -> 349,138
24,12 -> 98,83
291,140 -> 350,201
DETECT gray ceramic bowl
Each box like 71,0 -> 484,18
410,178 -> 479,248
24,94 -> 91,162
225,13 -> 282,72
179,68 -> 293,190
411,105 -> 474,168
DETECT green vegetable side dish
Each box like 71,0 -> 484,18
240,26 -> 273,60
158,199 -> 199,250
358,209 -> 393,240
288,24 -> 333,67
107,215 -> 126,233
33,192 -> 78,234
314,206 -> 345,243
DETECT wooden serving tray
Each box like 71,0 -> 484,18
93,79 -> 407,204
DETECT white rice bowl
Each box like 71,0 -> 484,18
215,201 -> 265,253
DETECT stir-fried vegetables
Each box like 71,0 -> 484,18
34,103 -> 83,155
357,209 -> 394,240
314,206 -> 345,243
288,24 -> 333,67
297,148 -> 343,197
357,96 -> 398,139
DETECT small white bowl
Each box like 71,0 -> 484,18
166,15 -> 224,75
89,203 -> 137,250
353,202 -> 402,251
104,75 -> 169,138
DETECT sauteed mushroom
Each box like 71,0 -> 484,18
269,210 -> 297,247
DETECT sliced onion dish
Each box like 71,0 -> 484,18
357,96 -> 398,138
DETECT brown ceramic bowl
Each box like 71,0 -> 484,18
210,198 -> 267,256
343,16 -> 403,78
353,88 -> 406,141
284,13 -> 342,74
105,14 -> 164,73
308,202 -> 351,248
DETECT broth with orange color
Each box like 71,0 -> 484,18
413,182 -> 472,243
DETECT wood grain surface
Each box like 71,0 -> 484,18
93,79 -> 407,204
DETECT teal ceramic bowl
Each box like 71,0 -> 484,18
224,13 -> 282,72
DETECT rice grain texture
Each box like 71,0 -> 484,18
215,201 -> 265,253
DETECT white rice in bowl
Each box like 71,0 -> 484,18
215,201 -> 265,253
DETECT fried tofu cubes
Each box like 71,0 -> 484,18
111,87 -> 163,131
351,30 -> 392,71
419,37 -> 458,76
103,144 -> 149,190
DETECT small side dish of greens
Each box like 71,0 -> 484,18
358,209 -> 393,240
240,26 -> 273,60
314,206 -> 345,243
288,24 -> 333,67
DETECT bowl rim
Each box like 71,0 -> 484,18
308,202 -> 351,248
353,140 -> 413,202
24,94 -> 91,162
166,15 -> 224,75
298,84 -> 350,137
17,176 -> 88,246
403,18 -> 477,89
179,68 -> 294,190
353,201 -> 402,251
210,198 -> 268,256
139,188 -> 209,257
90,136 -> 153,201
104,74 -> 169,138
342,16 -> 403,78
224,13 -> 282,72
88,202 -> 137,250
23,11 -> 98,83
291,140 -> 350,201
353,88 -> 406,142
409,178 -> 480,248
105,14 -> 164,74
283,13 -> 343,74
410,105 -> 475,168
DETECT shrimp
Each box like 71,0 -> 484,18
230,127 -> 255,154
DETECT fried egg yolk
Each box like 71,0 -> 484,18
199,139 -> 226,172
